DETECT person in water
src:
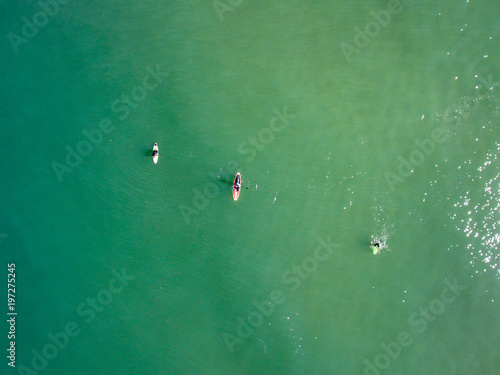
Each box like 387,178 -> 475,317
371,241 -> 380,254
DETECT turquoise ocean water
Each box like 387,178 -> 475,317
1,1 -> 499,374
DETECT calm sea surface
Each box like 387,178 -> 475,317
1,0 -> 499,374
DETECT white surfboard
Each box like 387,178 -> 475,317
152,143 -> 159,164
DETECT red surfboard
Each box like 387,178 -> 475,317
232,172 -> 241,201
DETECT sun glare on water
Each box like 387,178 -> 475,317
449,142 -> 500,279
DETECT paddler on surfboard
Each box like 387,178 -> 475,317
371,241 -> 380,255
152,143 -> 159,164
233,172 -> 241,201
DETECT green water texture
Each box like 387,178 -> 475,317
1,0 -> 499,374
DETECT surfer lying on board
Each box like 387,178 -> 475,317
371,241 -> 380,255
232,172 -> 242,201
234,174 -> 241,191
